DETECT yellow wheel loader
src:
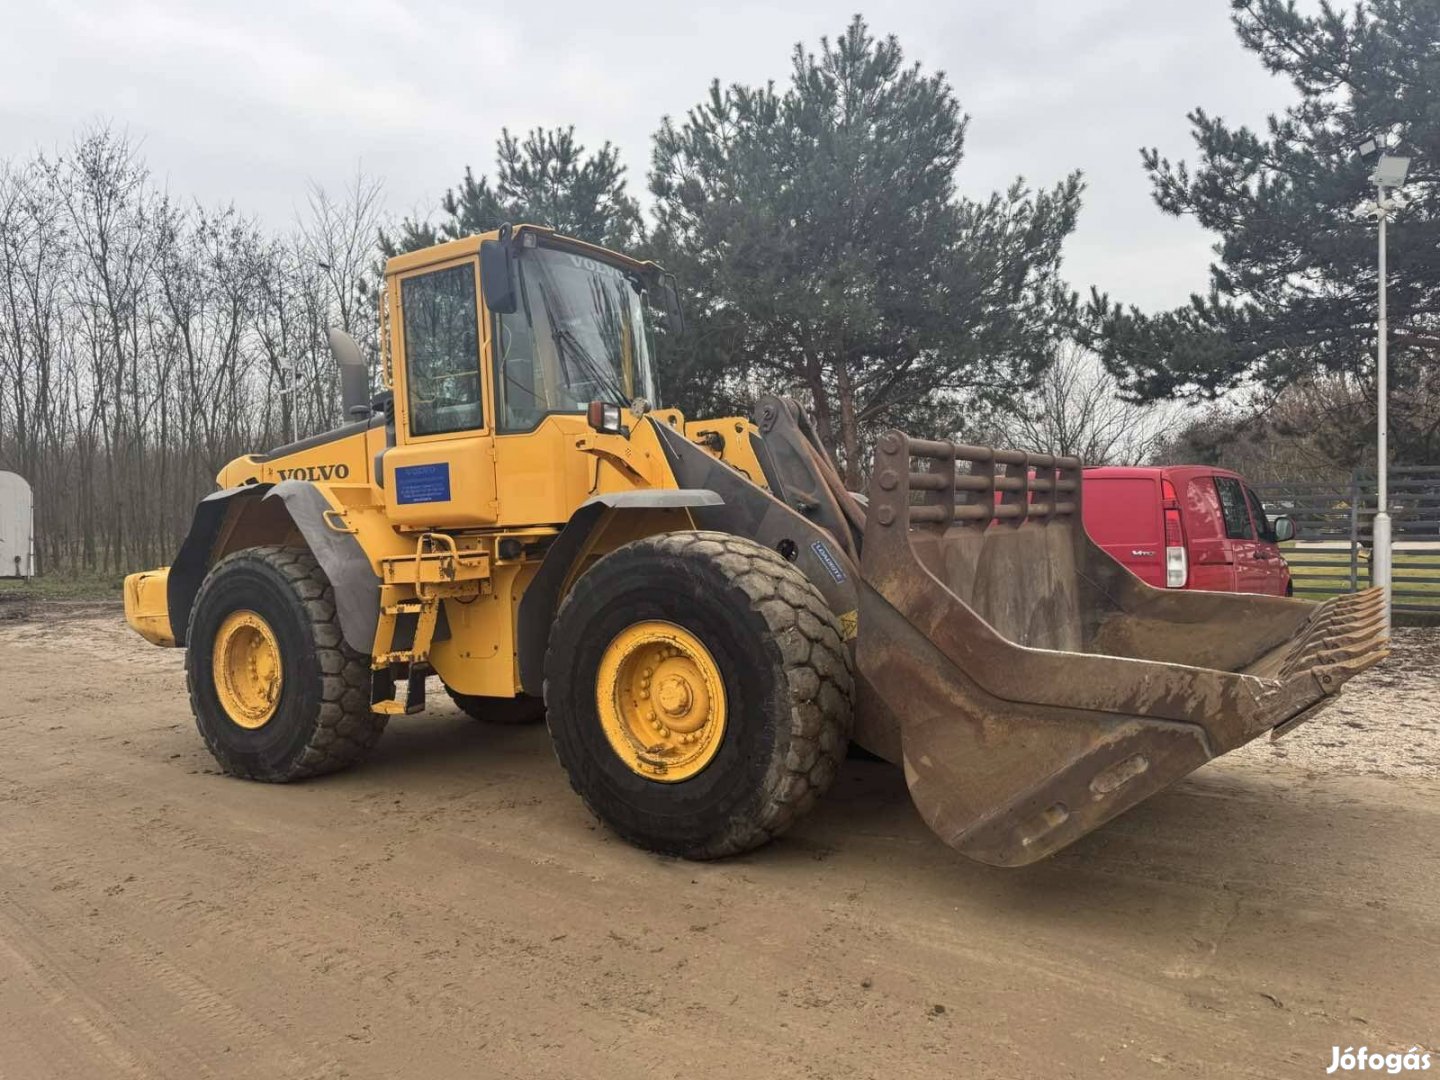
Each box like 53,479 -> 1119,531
123,225 -> 1387,867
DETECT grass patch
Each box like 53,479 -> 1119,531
1281,544 -> 1440,605
0,570 -> 125,601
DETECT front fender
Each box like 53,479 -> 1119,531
515,489 -> 724,696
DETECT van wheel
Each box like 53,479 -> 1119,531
543,531 -> 852,859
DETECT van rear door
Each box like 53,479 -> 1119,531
1082,475 -> 1165,587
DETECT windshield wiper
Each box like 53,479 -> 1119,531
529,270 -> 627,406
551,323 -> 626,406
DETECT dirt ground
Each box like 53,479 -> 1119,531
0,603 -> 1436,1080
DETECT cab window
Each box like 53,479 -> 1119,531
493,245 -> 656,432
1214,476 -> 1255,540
401,263 -> 482,436
1245,485 -> 1276,543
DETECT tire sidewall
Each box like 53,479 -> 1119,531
187,554 -> 325,778
545,542 -> 793,855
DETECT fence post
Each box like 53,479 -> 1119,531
1348,470 -> 1360,593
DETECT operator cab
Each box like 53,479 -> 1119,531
375,225 -> 680,529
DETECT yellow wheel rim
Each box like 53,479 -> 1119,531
596,620 -> 727,783
212,609 -> 283,729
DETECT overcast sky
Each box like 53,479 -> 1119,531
3,0 -> 1296,311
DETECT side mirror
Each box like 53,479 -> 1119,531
1272,515 -> 1295,543
662,273 -> 685,332
646,270 -> 684,333
480,239 -> 517,314
326,327 -> 372,420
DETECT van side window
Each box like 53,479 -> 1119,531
1214,477 -> 1255,540
401,262 -> 483,436
1244,485 -> 1276,543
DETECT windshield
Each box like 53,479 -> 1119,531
494,245 -> 658,431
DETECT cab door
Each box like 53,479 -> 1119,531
1243,483 -> 1288,595
384,257 -> 499,528
1214,475 -> 1266,593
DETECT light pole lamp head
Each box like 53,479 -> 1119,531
1371,154 -> 1411,188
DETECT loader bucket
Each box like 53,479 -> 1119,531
856,432 -> 1388,867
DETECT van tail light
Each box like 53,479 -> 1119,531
1164,506 -> 1188,588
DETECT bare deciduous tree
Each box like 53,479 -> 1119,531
987,342 -> 1178,465
0,126 -> 387,573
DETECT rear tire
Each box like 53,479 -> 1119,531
543,531 -> 853,859
445,687 -> 546,725
185,545 -> 385,781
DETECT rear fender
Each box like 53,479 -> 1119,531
167,481 -> 381,655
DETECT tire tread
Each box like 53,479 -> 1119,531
544,530 -> 852,859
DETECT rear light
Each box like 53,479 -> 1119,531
586,400 -> 625,434
1164,506 -> 1187,588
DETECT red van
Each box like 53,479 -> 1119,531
1082,466 -> 1295,596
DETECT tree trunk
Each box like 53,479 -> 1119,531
835,363 -> 862,489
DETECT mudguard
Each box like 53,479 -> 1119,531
166,481 -> 381,655
265,481 -> 382,655
515,489 -> 725,696
651,419 -> 863,624
167,486 -> 267,647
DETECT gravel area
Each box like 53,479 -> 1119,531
1227,625 -> 1440,780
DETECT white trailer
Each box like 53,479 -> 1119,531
0,472 -> 34,578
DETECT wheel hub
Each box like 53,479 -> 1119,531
212,609 -> 283,729
596,621 -> 727,782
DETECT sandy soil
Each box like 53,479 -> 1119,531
0,603 -> 1436,1079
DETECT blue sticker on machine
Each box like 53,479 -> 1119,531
395,462 -> 451,504
811,540 -> 847,583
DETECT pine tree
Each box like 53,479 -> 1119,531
648,16 -> 1082,482
1086,0 -> 1440,463
382,127 -> 643,255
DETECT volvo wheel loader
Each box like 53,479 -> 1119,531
123,225 -> 1388,867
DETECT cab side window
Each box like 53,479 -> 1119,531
1214,477 -> 1255,540
1244,485 -> 1276,542
402,263 -> 482,436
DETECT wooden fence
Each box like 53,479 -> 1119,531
1254,467 -> 1440,617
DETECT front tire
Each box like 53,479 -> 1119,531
185,545 -> 385,781
543,531 -> 853,859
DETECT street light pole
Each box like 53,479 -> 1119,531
1372,177 -> 1391,629
1360,151 -> 1410,631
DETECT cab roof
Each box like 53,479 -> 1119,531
383,224 -> 657,278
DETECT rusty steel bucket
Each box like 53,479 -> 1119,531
856,432 -> 1389,868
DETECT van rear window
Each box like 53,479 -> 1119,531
1083,478 -> 1161,544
